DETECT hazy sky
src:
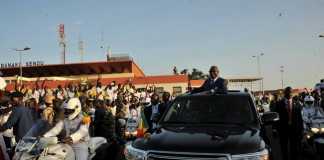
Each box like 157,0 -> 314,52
1,0 -> 324,89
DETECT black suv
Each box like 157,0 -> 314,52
125,90 -> 279,160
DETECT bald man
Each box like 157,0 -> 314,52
193,66 -> 228,93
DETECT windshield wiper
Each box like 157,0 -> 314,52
161,121 -> 190,124
226,123 -> 258,133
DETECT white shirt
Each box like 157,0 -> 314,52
56,90 -> 64,100
211,77 -> 219,82
106,88 -> 114,98
32,90 -> 40,102
96,87 -> 103,94
39,89 -> 46,97
67,90 -> 75,98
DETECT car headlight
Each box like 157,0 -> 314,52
125,144 -> 147,160
320,128 -> 324,133
231,149 -> 269,160
311,128 -> 320,133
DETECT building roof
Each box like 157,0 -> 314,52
189,76 -> 263,87
132,75 -> 189,85
226,76 -> 263,82
0,60 -> 145,78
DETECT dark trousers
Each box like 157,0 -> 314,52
3,136 -> 14,158
279,125 -> 302,160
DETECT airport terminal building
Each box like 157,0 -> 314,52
0,57 -> 263,95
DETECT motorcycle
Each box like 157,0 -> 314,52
13,136 -> 107,160
304,116 -> 324,159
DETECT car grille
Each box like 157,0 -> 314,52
147,152 -> 229,160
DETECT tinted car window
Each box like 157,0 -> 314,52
163,95 -> 255,124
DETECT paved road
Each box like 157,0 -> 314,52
266,125 -> 318,160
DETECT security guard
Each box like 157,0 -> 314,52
43,98 -> 90,160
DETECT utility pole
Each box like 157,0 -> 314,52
13,47 -> 31,82
78,34 -> 84,62
252,53 -> 264,93
280,66 -> 284,89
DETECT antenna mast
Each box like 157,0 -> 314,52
58,24 -> 66,64
78,35 -> 84,62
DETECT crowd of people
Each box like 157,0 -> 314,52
254,80 -> 324,160
0,77 -> 174,160
0,66 -> 323,160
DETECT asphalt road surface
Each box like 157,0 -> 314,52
265,125 -> 318,160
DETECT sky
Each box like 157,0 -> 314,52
1,0 -> 324,90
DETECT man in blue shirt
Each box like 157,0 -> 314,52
0,92 -> 36,142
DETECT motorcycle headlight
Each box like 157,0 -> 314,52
125,144 -> 147,160
231,149 -> 269,160
311,128 -> 320,133
306,134 -> 311,139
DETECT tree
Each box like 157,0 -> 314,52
180,68 -> 207,80
189,68 -> 206,80
180,69 -> 189,75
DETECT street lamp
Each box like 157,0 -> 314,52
13,47 -> 31,78
280,66 -> 284,89
252,53 -> 264,93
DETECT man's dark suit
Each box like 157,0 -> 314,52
143,102 -> 170,133
157,101 -> 171,121
193,77 -> 228,93
143,105 -> 153,132
275,98 -> 303,160
94,108 -> 116,141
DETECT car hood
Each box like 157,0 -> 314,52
133,125 -> 265,155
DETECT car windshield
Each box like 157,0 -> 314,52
163,95 -> 256,125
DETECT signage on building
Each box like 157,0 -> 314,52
0,61 -> 45,68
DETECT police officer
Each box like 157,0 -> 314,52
302,96 -> 317,128
43,98 -> 90,160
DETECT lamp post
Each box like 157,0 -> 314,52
14,47 -> 31,78
252,53 -> 264,93
280,66 -> 284,89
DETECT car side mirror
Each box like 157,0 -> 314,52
261,112 -> 279,125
